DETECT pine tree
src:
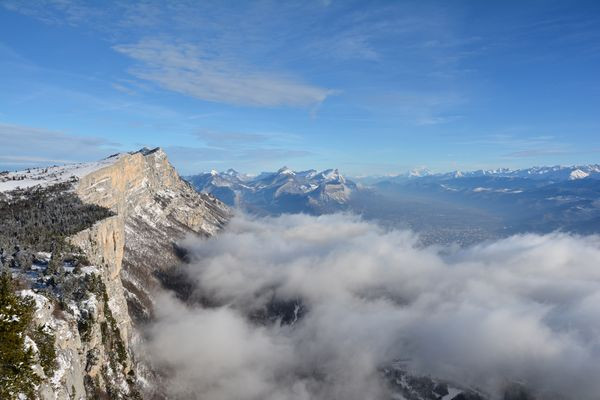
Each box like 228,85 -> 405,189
46,244 -> 63,277
31,325 -> 57,377
0,272 -> 41,399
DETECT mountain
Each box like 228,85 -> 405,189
187,163 -> 600,245
369,163 -> 600,238
354,164 -> 600,185
0,148 -> 229,399
435,164 -> 600,181
351,167 -> 433,185
186,166 -> 358,215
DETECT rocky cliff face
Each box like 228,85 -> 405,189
75,147 -> 229,323
1,147 -> 229,399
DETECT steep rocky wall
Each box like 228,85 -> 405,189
69,216 -> 132,346
33,207 -> 138,399
19,210 -> 138,400
74,148 -> 229,322
29,290 -> 87,400
29,273 -> 136,400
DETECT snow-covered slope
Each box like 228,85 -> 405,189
186,166 -> 358,214
0,154 -> 125,193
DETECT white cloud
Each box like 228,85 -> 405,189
144,213 -> 600,399
1,0 -> 96,26
114,40 -> 335,107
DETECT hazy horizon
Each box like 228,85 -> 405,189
3,144 -> 600,180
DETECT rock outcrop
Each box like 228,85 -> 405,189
1,147 -> 229,399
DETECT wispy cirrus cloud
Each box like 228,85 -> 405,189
1,0 -> 99,26
0,122 -> 120,169
165,144 -> 311,175
3,2 -> 338,108
162,128 -> 310,173
504,148 -> 571,158
192,128 -> 302,148
114,40 -> 335,107
459,133 -> 580,160
359,91 -> 465,125
2,1 -> 467,114
193,130 -> 270,147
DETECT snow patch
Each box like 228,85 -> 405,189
19,290 -> 49,319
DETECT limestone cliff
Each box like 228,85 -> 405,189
58,147 -> 228,398
74,147 -> 230,322
0,147 -> 229,399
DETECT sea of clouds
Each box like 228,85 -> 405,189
142,213 -> 600,400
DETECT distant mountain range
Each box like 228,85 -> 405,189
369,163 -> 600,239
187,163 -> 600,245
186,166 -> 358,215
356,164 -> 600,183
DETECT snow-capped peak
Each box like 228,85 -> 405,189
277,166 -> 295,175
297,169 -> 318,179
569,169 -> 589,180
408,167 -> 431,178
187,166 -> 357,212
316,168 -> 346,183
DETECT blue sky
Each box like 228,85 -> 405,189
0,0 -> 599,176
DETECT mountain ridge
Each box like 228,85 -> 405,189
352,164 -> 600,184
186,166 -> 358,214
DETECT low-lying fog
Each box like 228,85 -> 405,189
143,213 -> 600,400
